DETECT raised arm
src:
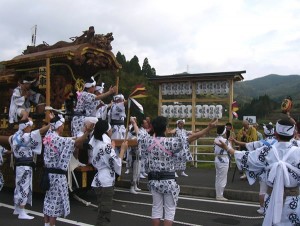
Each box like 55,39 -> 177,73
130,117 -> 139,134
95,85 -> 116,100
188,118 -> 218,143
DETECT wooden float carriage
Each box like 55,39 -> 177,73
0,26 -> 126,192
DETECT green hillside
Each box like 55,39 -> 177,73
234,74 -> 300,105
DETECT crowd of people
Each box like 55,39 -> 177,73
1,75 -> 300,226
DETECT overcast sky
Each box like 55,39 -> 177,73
1,0 -> 300,80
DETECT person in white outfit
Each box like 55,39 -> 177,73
214,125 -> 231,201
11,118 -> 49,220
232,122 -> 277,214
216,119 -> 300,226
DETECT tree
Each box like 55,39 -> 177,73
128,55 -> 141,75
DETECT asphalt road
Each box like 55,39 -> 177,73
0,187 -> 264,226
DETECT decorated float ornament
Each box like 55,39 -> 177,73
263,122 -> 274,136
84,76 -> 96,89
275,121 -> 295,136
50,114 -> 65,130
281,96 -> 293,114
113,94 -> 124,102
19,119 -> 33,131
95,82 -> 105,93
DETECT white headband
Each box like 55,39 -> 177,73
275,122 -> 295,136
22,80 -> 34,84
263,123 -> 274,136
113,94 -> 124,101
95,82 -> 105,93
50,114 -> 65,130
84,117 -> 98,124
176,119 -> 185,124
19,120 -> 33,131
217,127 -> 227,136
84,76 -> 96,89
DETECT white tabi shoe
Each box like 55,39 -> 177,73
18,209 -> 34,220
216,196 -> 228,201
130,186 -> 138,194
13,206 -> 20,215
142,173 -> 148,177
175,172 -> 178,178
140,173 -> 146,179
125,169 -> 130,174
257,207 -> 264,214
134,185 -> 141,191
181,171 -> 188,177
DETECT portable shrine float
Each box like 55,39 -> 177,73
0,26 -> 122,192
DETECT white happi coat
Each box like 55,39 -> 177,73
0,145 -> 7,191
173,128 -> 193,171
9,86 -> 41,123
71,91 -> 98,137
138,127 -> 148,174
137,132 -> 189,205
214,136 -> 231,197
90,134 -> 122,188
234,141 -> 300,226
109,102 -> 126,140
12,129 -> 42,206
43,130 -> 75,218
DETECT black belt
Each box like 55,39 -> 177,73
15,157 -> 35,168
111,119 -> 124,125
148,171 -> 175,181
73,111 -> 86,116
45,168 -> 67,175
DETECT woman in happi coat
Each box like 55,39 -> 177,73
43,114 -> 94,226
216,119 -> 300,226
71,76 -> 116,137
89,119 -> 127,226
131,116 -> 218,226
214,125 -> 232,201
11,118 -> 50,219
173,119 -> 193,177
71,76 -> 116,167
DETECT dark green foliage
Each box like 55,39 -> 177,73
238,94 -> 276,119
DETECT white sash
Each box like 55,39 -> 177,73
264,145 -> 300,225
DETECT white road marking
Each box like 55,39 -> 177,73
0,203 -> 94,226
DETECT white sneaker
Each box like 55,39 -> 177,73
18,209 -> 34,220
257,207 -> 264,214
130,186 -> 138,194
13,206 -> 20,215
140,173 -> 146,179
181,172 -> 188,177
125,169 -> 130,174
134,185 -> 141,191
175,172 -> 178,178
216,196 -> 228,201
240,174 -> 247,180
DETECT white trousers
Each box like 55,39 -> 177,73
215,161 -> 229,197
151,190 -> 176,221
